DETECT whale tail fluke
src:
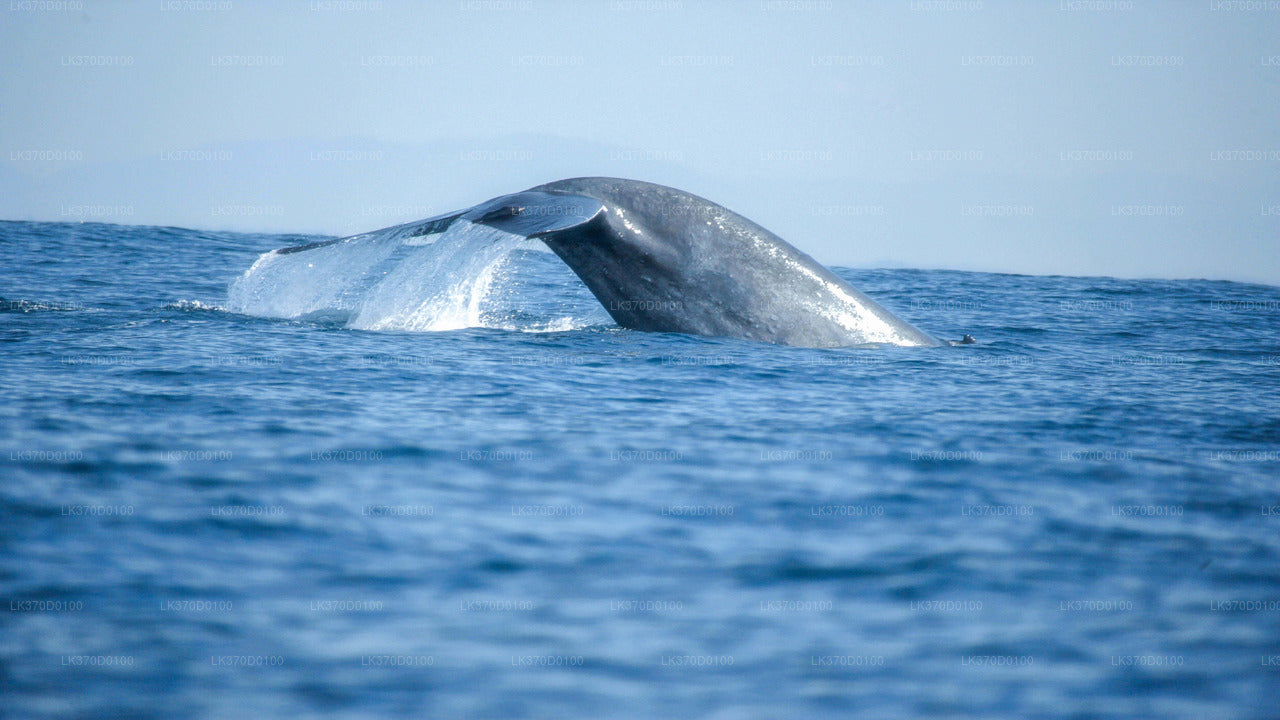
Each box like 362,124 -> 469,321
242,178 -> 944,348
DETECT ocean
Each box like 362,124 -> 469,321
2,218 -> 1279,718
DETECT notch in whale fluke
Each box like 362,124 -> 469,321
461,191 -> 606,239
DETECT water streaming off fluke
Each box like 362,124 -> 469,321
227,220 -> 607,332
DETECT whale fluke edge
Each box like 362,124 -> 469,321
275,177 -> 944,348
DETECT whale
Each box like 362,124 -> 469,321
273,177 -> 942,348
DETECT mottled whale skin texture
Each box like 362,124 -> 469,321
277,177 -> 942,348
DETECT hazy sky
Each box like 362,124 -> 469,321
2,0 -> 1278,283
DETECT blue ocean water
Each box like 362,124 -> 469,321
2,218 -> 1279,719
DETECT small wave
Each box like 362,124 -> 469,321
0,297 -> 88,313
489,315 -> 600,333
527,317 -> 594,333
164,299 -> 226,313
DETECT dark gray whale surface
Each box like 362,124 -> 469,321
275,177 -> 941,347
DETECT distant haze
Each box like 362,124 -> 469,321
2,0 -> 1277,284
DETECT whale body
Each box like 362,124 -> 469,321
273,177 -> 942,348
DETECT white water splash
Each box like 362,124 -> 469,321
227,220 -> 604,333
227,231 -> 397,321
165,299 -> 226,312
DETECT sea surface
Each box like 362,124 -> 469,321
2,218 -> 1279,719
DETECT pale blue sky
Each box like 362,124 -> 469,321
2,0 -> 1277,283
